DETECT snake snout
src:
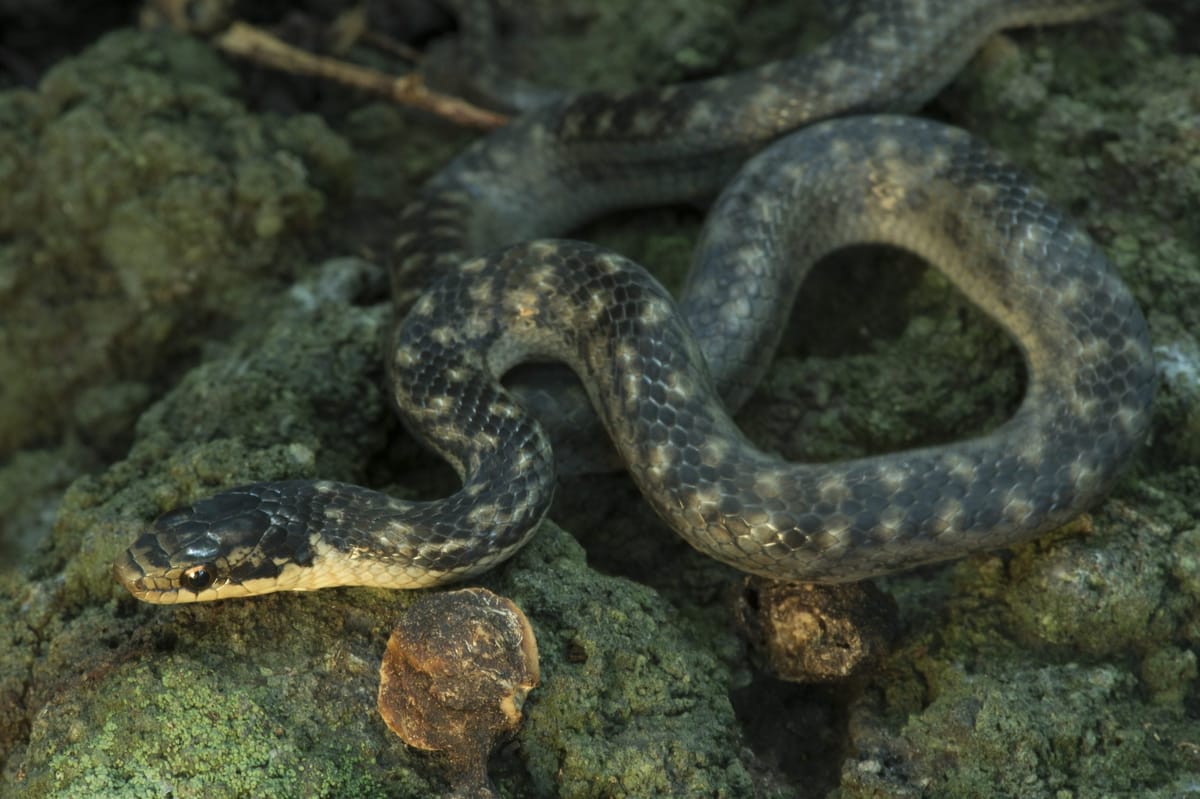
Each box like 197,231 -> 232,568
112,530 -> 188,603
111,547 -> 150,599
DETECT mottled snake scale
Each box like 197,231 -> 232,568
115,0 -> 1154,602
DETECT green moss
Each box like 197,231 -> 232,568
490,524 -> 753,798
0,28 -> 354,456
473,0 -> 738,94
1001,503 -> 1173,656
1140,645 -> 1199,708
887,664 -> 1190,798
1172,525 -> 1200,603
17,644 -> 426,798
28,658 -> 302,795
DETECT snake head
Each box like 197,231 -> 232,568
112,526 -> 224,604
112,482 -> 318,604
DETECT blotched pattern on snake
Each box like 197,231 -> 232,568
114,0 -> 1153,603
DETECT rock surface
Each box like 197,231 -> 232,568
2,2 -> 1198,797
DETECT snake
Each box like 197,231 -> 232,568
113,0 -> 1154,603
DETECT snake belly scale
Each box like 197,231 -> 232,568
114,1 -> 1153,603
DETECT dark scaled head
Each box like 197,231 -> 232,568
112,482 -> 319,604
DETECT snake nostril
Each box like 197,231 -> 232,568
181,565 -> 215,592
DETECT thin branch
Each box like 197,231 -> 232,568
212,21 -> 509,130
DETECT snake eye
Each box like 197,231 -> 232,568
181,564 -> 215,592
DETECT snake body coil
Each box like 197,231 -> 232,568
114,1 -> 1153,603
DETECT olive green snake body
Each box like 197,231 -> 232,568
114,0 -> 1154,603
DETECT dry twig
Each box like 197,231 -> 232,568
210,21 -> 510,130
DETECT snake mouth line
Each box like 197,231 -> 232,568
112,538 -> 231,604
112,552 -> 260,604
